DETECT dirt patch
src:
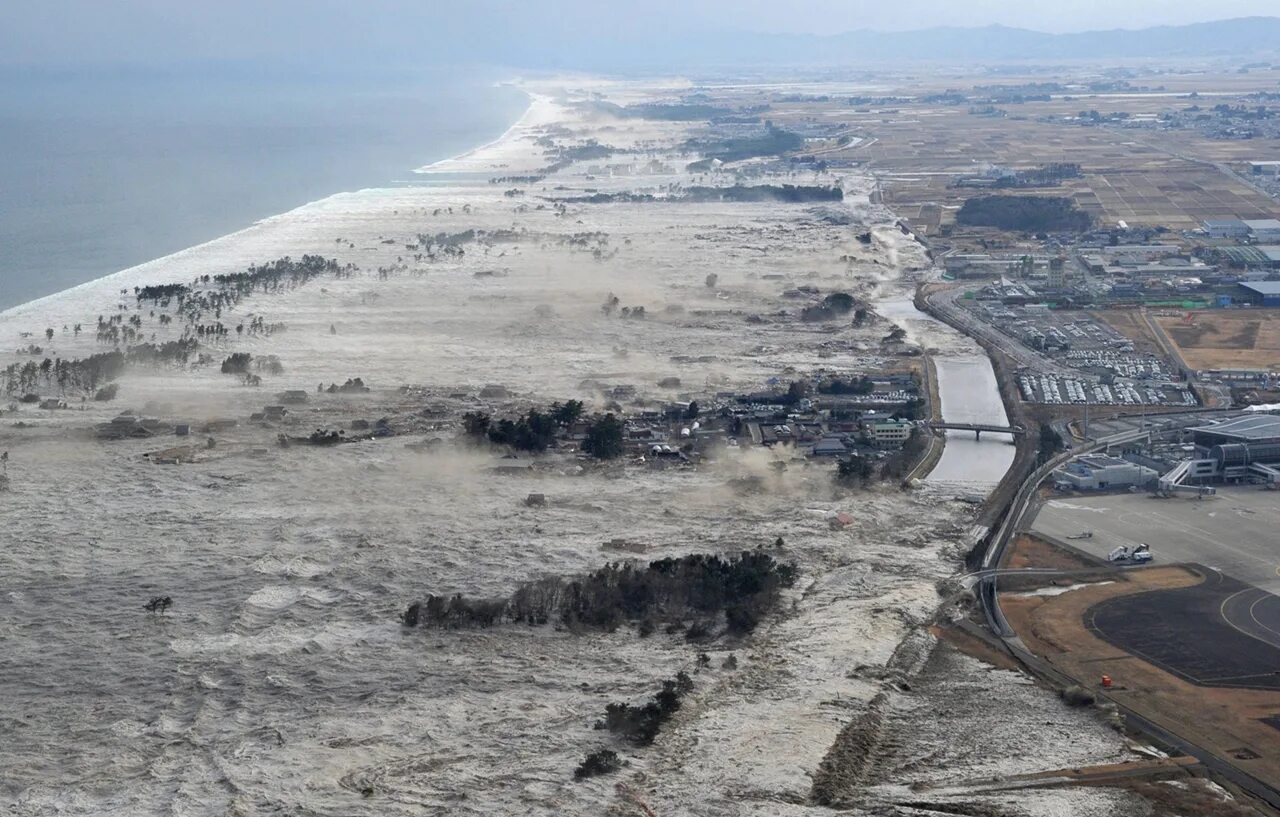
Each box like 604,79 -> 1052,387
1093,310 -> 1166,359
1005,532 -> 1098,571
1123,779 -> 1271,817
933,623 -> 1023,673
1155,311 -> 1280,371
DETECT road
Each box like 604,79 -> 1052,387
925,286 -> 1081,378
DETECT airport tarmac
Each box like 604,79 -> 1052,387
1030,488 -> 1280,595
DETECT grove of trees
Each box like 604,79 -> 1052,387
956,195 -> 1092,232
403,550 -> 798,635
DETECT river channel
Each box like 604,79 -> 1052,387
877,294 -> 1016,488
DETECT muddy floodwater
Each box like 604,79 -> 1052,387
929,355 -> 1016,486
870,296 -> 1014,487
0,80 -> 1151,817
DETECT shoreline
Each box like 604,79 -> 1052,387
412,88 -> 537,174
0,84 -> 535,320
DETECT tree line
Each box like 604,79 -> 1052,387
460,401 -> 625,459
2,339 -> 199,396
402,550 -> 798,635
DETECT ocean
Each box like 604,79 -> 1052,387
0,66 -> 528,310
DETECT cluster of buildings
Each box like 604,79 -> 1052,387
945,214 -> 1280,308
1202,218 -> 1280,241
958,291 -> 1196,406
1054,413 -> 1280,493
593,371 -> 924,463
743,410 -> 914,454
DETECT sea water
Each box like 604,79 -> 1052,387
0,66 -> 527,309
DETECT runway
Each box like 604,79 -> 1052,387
1085,567 -> 1280,690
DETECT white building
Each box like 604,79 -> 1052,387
1204,219 -> 1250,238
1053,454 -> 1157,491
865,418 -> 913,448
1249,161 -> 1280,179
1245,219 -> 1280,243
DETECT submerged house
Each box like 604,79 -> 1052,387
810,436 -> 849,457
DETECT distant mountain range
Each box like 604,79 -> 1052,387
501,17 -> 1280,71
769,17 -> 1280,62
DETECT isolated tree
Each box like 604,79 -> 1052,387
574,749 -> 622,780
783,380 -> 807,405
1037,423 -> 1065,465
550,399 -> 584,427
462,411 -> 491,438
582,413 -> 624,459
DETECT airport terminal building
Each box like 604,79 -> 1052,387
1179,414 -> 1280,484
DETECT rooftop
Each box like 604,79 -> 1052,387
1075,454 -> 1132,470
1245,219 -> 1280,231
1240,281 -> 1280,296
1191,414 -> 1280,443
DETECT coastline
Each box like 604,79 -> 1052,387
412,88 -> 539,174
0,78 -> 533,316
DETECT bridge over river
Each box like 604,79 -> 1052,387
924,421 -> 1025,440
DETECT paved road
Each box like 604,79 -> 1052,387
925,286 -> 1079,377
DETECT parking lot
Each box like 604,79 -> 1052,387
963,303 -> 1133,356
1062,349 -> 1171,379
1017,371 -> 1197,406
1031,488 -> 1280,594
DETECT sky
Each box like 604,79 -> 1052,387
1,1 -> 1278,69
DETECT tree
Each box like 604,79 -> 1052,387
220,353 -> 252,375
782,380 -> 807,405
822,292 -> 855,313
893,397 -> 925,421
574,749 -> 622,780
1037,423 -> 1064,465
515,408 -> 557,452
837,455 -> 875,487
683,401 -> 700,420
45,328 -> 54,341
462,411 -> 491,438
705,273 -> 718,288
550,400 -> 584,427
882,326 -> 908,344
582,414 -> 624,460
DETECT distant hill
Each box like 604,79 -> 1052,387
512,17 -> 1280,71
807,17 -> 1280,62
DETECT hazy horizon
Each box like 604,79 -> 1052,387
3,2 -> 1280,72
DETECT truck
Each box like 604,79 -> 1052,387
1108,543 -> 1153,564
